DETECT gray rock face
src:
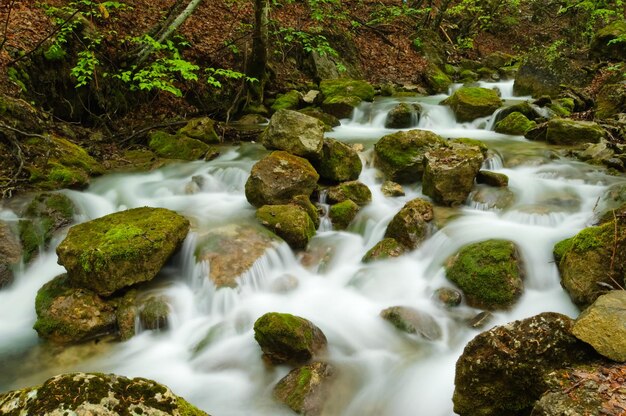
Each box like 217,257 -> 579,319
261,109 -> 325,160
572,291 -> 626,362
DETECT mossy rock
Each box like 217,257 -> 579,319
362,238 -> 406,263
139,296 -> 170,330
595,83 -> 626,120
0,372 -> 209,416
381,181 -> 405,197
445,239 -> 524,310
470,185 -> 516,210
256,205 -> 316,250
373,129 -> 446,183
476,170 -> 509,187
148,131 -> 212,161
273,362 -> 335,416
253,312 -> 327,365
271,90 -> 303,112
453,313 -> 596,416
177,117 -> 220,144
384,198 -> 434,250
298,107 -> 340,128
315,139 -> 362,183
329,199 -> 359,230
326,180 -> 372,206
0,221 -> 20,288
460,69 -> 479,83
33,274 -> 117,343
380,306 -> 442,340
245,151 -> 320,208
57,207 -> 190,297
319,79 -> 375,102
451,138 -> 489,157
441,87 -> 503,122
590,20 -> 626,62
434,287 -> 463,307
423,63 -> 452,94
385,103 -> 421,129
494,101 -> 541,124
320,95 -> 362,119
260,109 -> 325,160
545,118 -> 605,146
483,52 -> 516,69
494,112 -> 537,135
292,195 -> 321,229
477,67 -> 499,81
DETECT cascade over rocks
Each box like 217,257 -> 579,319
253,312 -> 327,365
441,87 -> 503,122
245,151 -> 320,207
453,312 -> 596,416
0,372 -> 208,415
273,362 -> 335,416
374,129 -> 446,183
315,138 -> 362,183
260,109 -> 325,160
256,204 -> 317,249
57,207 -> 190,297
384,198 -> 434,250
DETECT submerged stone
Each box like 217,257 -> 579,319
380,306 -> 442,340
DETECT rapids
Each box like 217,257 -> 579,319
0,80 -> 622,415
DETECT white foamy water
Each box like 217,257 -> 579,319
0,85 -> 623,415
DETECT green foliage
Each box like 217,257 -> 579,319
559,0 -> 625,41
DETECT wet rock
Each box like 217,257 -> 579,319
33,274 -> 117,343
422,143 -> 485,206
434,288 -> 463,307
235,114 -> 268,124
476,170 -> 509,187
273,362 -> 335,416
453,312 -> 596,416
467,311 -> 493,329
111,290 -> 137,341
595,183 -> 626,220
177,116 -> 219,144
446,239 -> 524,310
302,90 -> 321,105
483,52 -> 516,69
422,63 -> 452,94
139,296 -> 170,331
544,119 -> 605,146
270,274 -> 300,293
19,192 -> 75,263
0,372 -> 208,415
315,138 -> 362,183
245,151 -> 320,208
495,102 -> 543,124
326,180 -> 372,206
57,207 -> 190,297
572,291 -> 626,362
381,181 -> 405,197
198,224 -> 281,288
384,103 -> 421,129
271,90 -> 303,112
577,140 -> 615,163
320,79 -> 375,119
256,205 -> 316,250
253,312 -> 327,365
595,82 -> 626,120
384,198 -> 434,250
470,186 -> 516,210
380,306 -> 442,340
374,129 -> 446,183
292,195 -> 321,229
148,130 -> 213,160
441,87 -> 503,122
494,111 -> 537,135
0,221 -> 21,288
298,107 -> 340,128
261,110 -> 325,160
329,200 -> 359,230
590,20 -> 626,62
362,238 -> 406,263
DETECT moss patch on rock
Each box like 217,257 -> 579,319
329,199 -> 359,230
384,198 -> 434,250
273,362 -> 335,416
316,139 -> 362,183
362,238 -> 406,262
326,180 -> 372,206
494,111 -> 537,135
148,130 -> 211,160
256,204 -> 316,249
441,87 -> 503,122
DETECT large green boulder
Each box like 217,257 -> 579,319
590,20 -> 626,62
57,207 -> 190,297
441,87 -> 503,122
177,117 -> 220,144
374,129 -> 446,183
513,52 -> 592,97
326,180 -> 372,206
245,151 -> 320,208
256,205 -> 316,249
329,199 -> 359,230
422,143 -> 485,206
453,313 -> 596,416
148,131 -> 212,160
445,240 -> 524,310
494,112 -> 537,135
544,119 -> 605,145
320,79 -> 375,118
385,103 -> 421,129
494,101 -> 541,124
0,372 -> 208,415
253,312 -> 327,365
384,198 -> 434,250
271,90 -> 303,112
572,290 -> 626,362
315,139 -> 362,183
273,362 -> 335,416
422,63 -> 452,94
261,109 -> 325,160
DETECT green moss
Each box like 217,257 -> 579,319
317,139 -> 362,183
494,112 -> 537,135
329,199 -> 359,230
177,117 -> 219,144
148,131 -> 209,160
327,181 -> 372,206
320,79 -> 375,101
283,366 -> 313,410
442,87 -> 503,122
362,238 -> 405,263
569,224 -> 610,252
425,65 -> 452,93
271,90 -> 302,112
176,396 -> 207,416
553,237 -> 574,264
256,205 -> 316,249
452,138 -> 488,156
292,195 -> 320,229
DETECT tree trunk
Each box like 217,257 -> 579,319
246,0 -> 270,106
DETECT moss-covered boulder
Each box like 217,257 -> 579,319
445,240 -> 524,310
453,313 -> 596,416
572,291 -> 626,362
362,238 -> 406,263
494,101 -> 542,125
315,139 -> 362,183
148,131 -> 212,161
329,199 -> 359,230
441,87 -> 503,122
381,181 -> 405,197
256,205 -> 316,250
494,111 -> 537,135
374,129 -> 446,183
56,207 -> 190,297
273,362 -> 335,416
33,274 -> 117,343
385,103 -> 421,129
483,52 -> 516,69
596,82 -> 626,120
19,192 -> 75,263
0,221 -> 21,288
590,20 -> 626,62
476,170 -> 509,187
380,306 -> 442,340
271,90 -> 303,112
261,110 -> 325,160
292,195 -> 321,229
423,63 -> 453,94
320,79 -> 375,119
245,151 -> 320,208
554,219 -> 626,309
526,118 -> 606,146
422,143 -> 485,206
253,312 -> 327,365
177,117 -> 220,144
326,180 -> 372,206
139,296 -> 170,331
384,198 -> 434,250
197,224 -> 281,288
298,107 -> 340,128
0,372 -> 208,415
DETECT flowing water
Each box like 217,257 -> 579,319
0,81 -> 623,415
